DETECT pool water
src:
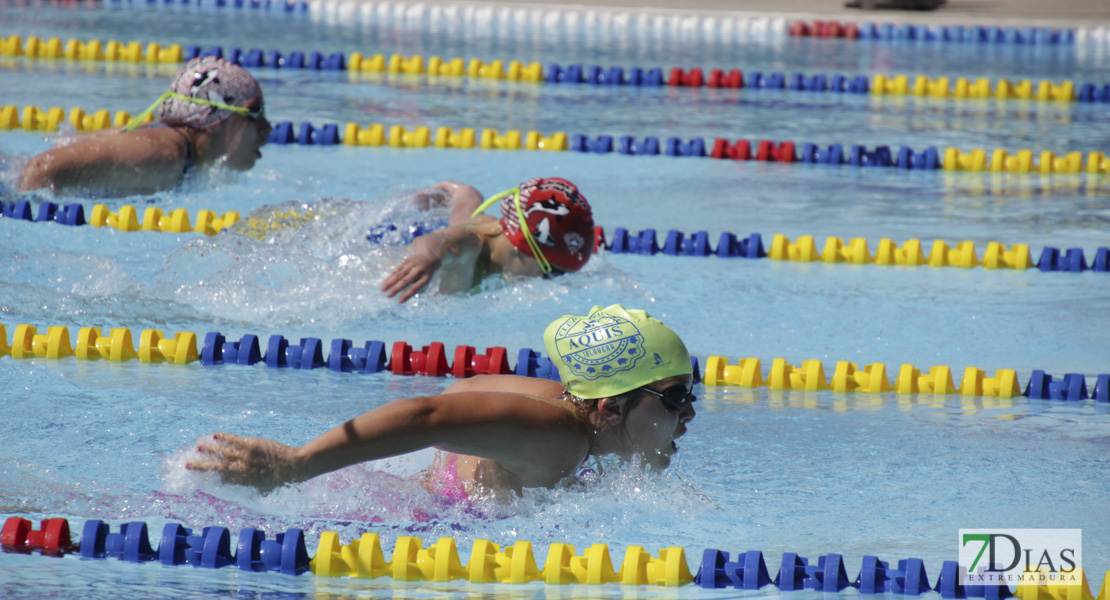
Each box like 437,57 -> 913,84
1,2 -> 1109,599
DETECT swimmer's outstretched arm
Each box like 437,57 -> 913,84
20,128 -> 189,193
188,383 -> 586,492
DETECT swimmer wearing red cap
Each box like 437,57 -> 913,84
381,178 -> 595,303
20,56 -> 271,196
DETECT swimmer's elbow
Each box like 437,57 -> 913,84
405,395 -> 442,431
405,394 -> 474,442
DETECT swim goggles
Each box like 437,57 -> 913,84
123,90 -> 265,132
471,187 -> 557,277
638,383 -> 697,412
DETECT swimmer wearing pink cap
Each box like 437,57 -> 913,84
20,56 -> 271,196
381,178 -> 596,303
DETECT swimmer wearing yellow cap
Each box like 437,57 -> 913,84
20,56 -> 271,197
189,304 -> 696,499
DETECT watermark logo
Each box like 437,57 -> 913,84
959,529 -> 1082,586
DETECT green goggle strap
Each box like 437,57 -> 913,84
471,186 -> 553,275
122,90 -> 261,132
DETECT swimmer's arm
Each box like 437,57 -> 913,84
191,390 -> 585,490
442,182 -> 486,226
415,180 -> 485,225
409,181 -> 484,219
380,224 -> 481,302
19,130 -> 186,193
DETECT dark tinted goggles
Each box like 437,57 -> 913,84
639,383 -> 696,412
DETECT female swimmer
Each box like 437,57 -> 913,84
188,304 -> 697,501
19,56 -> 271,197
380,177 -> 595,303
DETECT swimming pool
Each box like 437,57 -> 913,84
1,2 -> 1109,599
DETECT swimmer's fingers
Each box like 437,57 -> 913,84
380,261 -> 412,293
382,267 -> 429,303
187,434 -> 296,491
396,272 -> 430,303
381,255 -> 436,303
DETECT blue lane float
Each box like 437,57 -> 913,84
1024,371 -> 1090,401
1,200 -> 86,226
696,548 -> 1025,599
78,519 -> 309,574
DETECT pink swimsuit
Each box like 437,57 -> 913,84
432,453 -> 470,503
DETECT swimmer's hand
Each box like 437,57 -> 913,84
381,251 -> 441,303
410,187 -> 452,211
187,433 -> 305,493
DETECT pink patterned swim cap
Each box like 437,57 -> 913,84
156,56 -> 263,131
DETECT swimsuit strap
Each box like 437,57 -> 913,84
522,393 -> 583,423
167,126 -> 196,175
141,122 -> 195,175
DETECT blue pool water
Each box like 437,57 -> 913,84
2,2 -> 1109,599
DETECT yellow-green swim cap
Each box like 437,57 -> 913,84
544,304 -> 691,400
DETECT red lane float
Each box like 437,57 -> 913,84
1,517 -> 73,555
451,346 -> 511,378
790,20 -> 860,39
710,139 -> 797,162
668,67 -> 704,87
390,342 -> 450,377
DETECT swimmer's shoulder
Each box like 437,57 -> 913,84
452,214 -> 502,237
444,374 -> 564,397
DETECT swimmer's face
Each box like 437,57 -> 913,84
619,374 -> 696,470
502,246 -> 548,279
220,97 -> 271,171
503,246 -> 571,280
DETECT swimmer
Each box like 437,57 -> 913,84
19,56 -> 271,197
188,304 -> 696,500
380,177 -> 595,303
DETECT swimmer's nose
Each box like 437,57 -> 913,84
258,117 -> 272,144
679,401 -> 696,424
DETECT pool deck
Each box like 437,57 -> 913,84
408,0 -> 1110,29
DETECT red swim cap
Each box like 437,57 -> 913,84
500,177 -> 594,272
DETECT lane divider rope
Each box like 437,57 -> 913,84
790,19 -> 1110,49
788,20 -> 1074,44
6,105 -> 1108,176
0,323 -> 1106,401
4,201 -> 1107,275
2,516 -> 1107,595
0,200 -> 239,236
4,35 -> 1110,103
601,229 -> 1110,275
